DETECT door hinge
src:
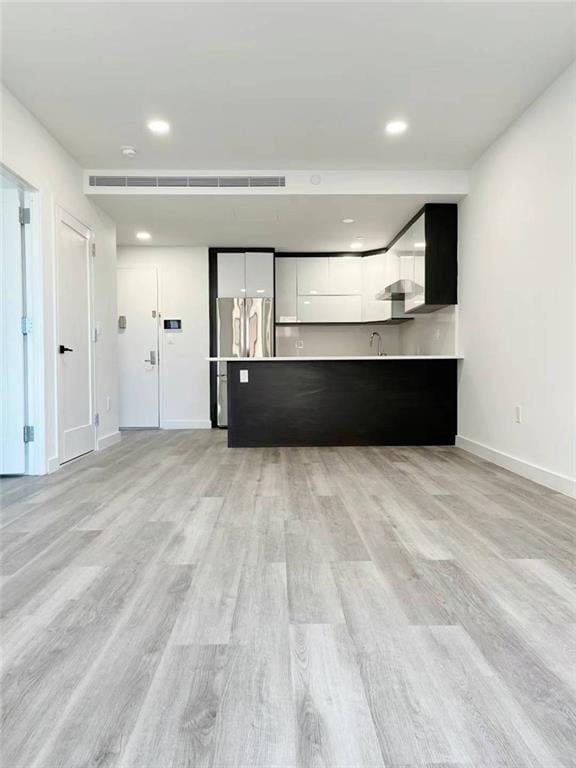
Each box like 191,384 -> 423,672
23,425 -> 35,443
19,207 -> 31,225
91,243 -> 96,258
94,413 -> 100,427
21,317 -> 32,335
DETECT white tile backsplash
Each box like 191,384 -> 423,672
399,306 -> 457,355
275,324 -> 401,357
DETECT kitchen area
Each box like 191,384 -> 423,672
210,203 -> 460,447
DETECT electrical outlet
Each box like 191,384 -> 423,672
515,405 -> 522,423
240,369 -> 249,383
295,340 -> 304,349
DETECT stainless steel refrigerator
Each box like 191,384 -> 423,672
216,297 -> 273,426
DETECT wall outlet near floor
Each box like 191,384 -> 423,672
515,405 -> 522,423
240,369 -> 249,383
295,340 -> 304,349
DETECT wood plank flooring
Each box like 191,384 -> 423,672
1,429 -> 575,768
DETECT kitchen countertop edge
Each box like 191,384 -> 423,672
208,355 -> 463,361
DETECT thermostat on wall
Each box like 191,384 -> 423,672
163,319 -> 182,330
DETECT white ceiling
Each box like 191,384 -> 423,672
2,2 -> 574,170
97,193 -> 460,250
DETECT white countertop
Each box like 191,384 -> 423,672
208,355 -> 462,361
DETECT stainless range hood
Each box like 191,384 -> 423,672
375,279 -> 424,301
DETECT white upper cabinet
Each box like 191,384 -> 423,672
245,252 -> 274,297
297,257 -> 330,295
218,251 -> 274,297
296,256 -> 362,296
297,295 -> 362,323
361,252 -> 392,322
275,253 -> 390,323
328,257 -> 362,295
217,252 -> 245,297
275,257 -> 298,321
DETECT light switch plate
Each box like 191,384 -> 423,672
240,369 -> 249,383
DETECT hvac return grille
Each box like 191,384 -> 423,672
89,175 -> 286,188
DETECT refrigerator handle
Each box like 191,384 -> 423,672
242,297 -> 250,358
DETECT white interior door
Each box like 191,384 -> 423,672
117,268 -> 159,428
57,210 -> 95,463
0,183 -> 26,474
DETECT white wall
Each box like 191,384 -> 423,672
117,247 -> 210,429
1,85 -> 119,472
458,64 -> 575,497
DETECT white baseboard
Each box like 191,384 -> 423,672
456,436 -> 576,498
47,456 -> 60,474
97,430 -> 122,451
160,419 -> 212,430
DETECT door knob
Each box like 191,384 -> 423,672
59,345 -> 73,354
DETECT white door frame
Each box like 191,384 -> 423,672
0,163 -> 43,475
55,207 -> 96,464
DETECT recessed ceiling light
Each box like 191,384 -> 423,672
147,119 -> 171,135
136,231 -> 151,241
414,241 -> 426,249
385,120 -> 408,136
121,145 -> 137,158
342,218 -> 355,224
256,289 -> 265,294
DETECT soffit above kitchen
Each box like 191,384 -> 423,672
95,193 -> 461,251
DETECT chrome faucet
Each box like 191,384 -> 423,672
369,331 -> 383,356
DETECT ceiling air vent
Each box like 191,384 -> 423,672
249,176 -> 286,187
126,176 -> 158,187
89,175 -> 126,187
158,177 -> 188,187
188,177 -> 218,187
88,175 -> 286,188
218,176 -> 250,187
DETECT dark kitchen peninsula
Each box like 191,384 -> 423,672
211,356 -> 459,448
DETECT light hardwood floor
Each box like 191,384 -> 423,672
1,429 -> 575,768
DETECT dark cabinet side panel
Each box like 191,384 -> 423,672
227,360 -> 457,447
424,203 -> 458,307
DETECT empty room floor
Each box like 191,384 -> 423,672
1,430 -> 575,768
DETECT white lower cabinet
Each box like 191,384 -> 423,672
297,295 -> 362,323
